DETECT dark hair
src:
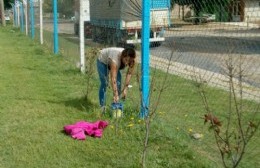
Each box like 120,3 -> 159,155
122,48 -> 136,59
120,48 -> 136,69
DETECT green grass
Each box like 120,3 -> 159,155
0,26 -> 259,168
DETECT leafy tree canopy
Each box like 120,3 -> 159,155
172,0 -> 231,16
4,0 -> 14,9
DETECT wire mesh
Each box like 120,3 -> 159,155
147,1 -> 260,167
11,0 -> 260,167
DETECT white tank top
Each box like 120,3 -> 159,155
98,47 -> 124,68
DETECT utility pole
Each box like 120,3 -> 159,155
0,0 -> 6,26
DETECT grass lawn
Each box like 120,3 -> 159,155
0,26 -> 259,168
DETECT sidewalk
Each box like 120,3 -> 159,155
148,55 -> 260,102
223,22 -> 259,29
134,50 -> 260,103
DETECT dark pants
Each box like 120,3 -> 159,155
97,59 -> 121,106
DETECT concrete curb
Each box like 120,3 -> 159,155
136,53 -> 260,102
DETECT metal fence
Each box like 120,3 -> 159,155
11,0 -> 260,167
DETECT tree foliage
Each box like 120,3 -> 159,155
172,0 -> 232,16
43,0 -> 74,17
3,0 -> 74,17
43,0 -> 52,13
57,0 -> 74,17
4,0 -> 14,9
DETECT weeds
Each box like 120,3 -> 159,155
193,53 -> 260,168
85,47 -> 99,99
138,50 -> 174,168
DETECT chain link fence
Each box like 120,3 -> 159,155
11,0 -> 260,167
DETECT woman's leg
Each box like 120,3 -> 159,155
97,60 -> 109,107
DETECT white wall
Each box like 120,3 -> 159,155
245,0 -> 260,22
171,5 -> 192,20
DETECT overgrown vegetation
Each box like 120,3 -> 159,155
193,52 -> 259,168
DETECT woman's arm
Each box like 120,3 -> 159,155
122,65 -> 135,99
110,62 -> 119,103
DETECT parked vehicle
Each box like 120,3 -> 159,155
90,0 -> 171,47
185,13 -> 216,24
0,14 -> 10,23
4,14 -> 10,21
202,13 -> 216,22
74,0 -> 171,47
71,16 -> 75,21
73,0 -> 91,37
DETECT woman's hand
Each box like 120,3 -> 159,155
121,88 -> 127,100
122,67 -> 133,100
113,94 -> 119,103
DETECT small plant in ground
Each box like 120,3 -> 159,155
85,47 -> 99,99
193,53 -> 259,168
136,51 -> 174,168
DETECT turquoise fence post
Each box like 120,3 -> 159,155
30,0 -> 34,39
20,2 -> 24,32
168,0 -> 171,27
53,0 -> 58,54
140,0 -> 151,118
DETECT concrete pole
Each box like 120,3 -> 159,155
39,0 -> 43,44
0,0 -> 6,26
79,0 -> 85,73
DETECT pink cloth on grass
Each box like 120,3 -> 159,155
64,120 -> 109,140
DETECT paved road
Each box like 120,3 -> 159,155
150,25 -> 260,87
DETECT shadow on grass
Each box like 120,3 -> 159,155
63,67 -> 82,75
63,95 -> 97,112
